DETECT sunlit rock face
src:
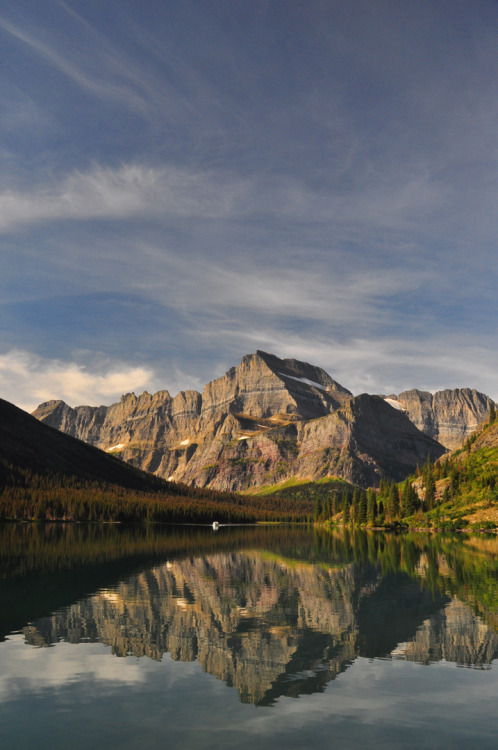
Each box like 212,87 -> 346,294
22,547 -> 497,705
32,351 -> 448,490
383,388 -> 494,449
199,351 -> 352,423
292,394 -> 445,487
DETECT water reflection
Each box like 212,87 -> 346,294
1,524 -> 497,706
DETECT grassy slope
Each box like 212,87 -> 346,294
423,420 -> 498,529
243,476 -> 350,497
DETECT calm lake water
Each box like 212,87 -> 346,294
1,523 -> 497,749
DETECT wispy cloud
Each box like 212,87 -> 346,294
155,255 -> 432,329
0,15 -> 152,114
0,6 -> 229,126
0,164 -> 244,232
0,350 -> 156,412
0,157 -> 451,237
1,1 -> 497,413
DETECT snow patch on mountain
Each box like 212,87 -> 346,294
384,398 -> 405,411
279,373 -> 328,392
107,443 -> 125,451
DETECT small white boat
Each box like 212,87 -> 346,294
212,521 -> 219,530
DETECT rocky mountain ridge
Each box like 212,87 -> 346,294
0,397 -> 167,493
32,350 -> 493,491
382,388 -> 494,449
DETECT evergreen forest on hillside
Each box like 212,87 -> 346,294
0,465 -> 315,524
315,413 -> 498,531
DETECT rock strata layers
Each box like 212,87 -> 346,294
382,388 -> 494,449
34,350 -> 492,490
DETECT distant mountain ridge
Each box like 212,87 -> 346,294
35,350 -> 351,435
32,351 -> 493,491
382,388 -> 494,449
0,397 -> 167,492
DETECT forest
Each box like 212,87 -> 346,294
315,415 -> 497,530
0,463 -> 314,524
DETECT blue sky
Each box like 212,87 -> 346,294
1,0 -> 497,411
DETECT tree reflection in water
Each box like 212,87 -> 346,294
1,523 -> 497,706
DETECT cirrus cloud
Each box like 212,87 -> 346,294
0,164 -> 246,233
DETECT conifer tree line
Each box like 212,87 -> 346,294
489,401 -> 496,425
0,463 -> 314,524
313,428 -> 497,529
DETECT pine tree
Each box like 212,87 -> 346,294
401,479 -> 415,517
424,472 -> 436,510
450,467 -> 460,498
324,497 -> 332,519
358,490 -> 367,524
351,488 -> 359,525
342,492 -> 350,525
332,495 -> 338,517
490,401 -> 496,425
377,497 -> 384,519
367,489 -> 376,524
389,483 -> 399,520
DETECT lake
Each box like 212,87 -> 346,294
1,523 -> 497,749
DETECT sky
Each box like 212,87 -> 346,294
1,0 -> 497,412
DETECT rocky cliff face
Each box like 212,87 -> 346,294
32,351 -> 450,490
200,393 -> 444,491
383,388 -> 494,449
200,350 -> 352,422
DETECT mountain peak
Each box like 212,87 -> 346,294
31,351 -> 492,491
199,350 -> 352,422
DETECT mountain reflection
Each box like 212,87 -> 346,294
2,525 -> 495,706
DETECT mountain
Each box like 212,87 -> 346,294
383,388 -> 494,449
32,351 -> 445,491
33,350 -> 352,482
33,349 -> 351,439
0,397 -> 166,492
212,392 -> 444,490
0,397 -> 315,523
